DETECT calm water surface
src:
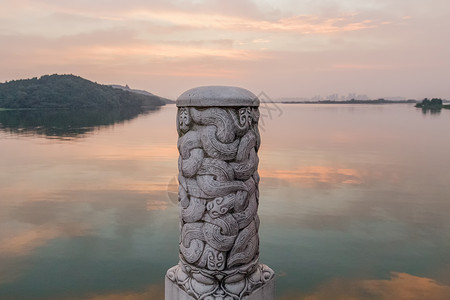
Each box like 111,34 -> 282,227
1,104 -> 449,300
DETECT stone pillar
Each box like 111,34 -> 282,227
166,86 -> 275,300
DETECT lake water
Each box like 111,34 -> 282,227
1,104 -> 449,300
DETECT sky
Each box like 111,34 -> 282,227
0,0 -> 449,100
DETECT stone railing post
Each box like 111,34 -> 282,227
166,86 -> 275,300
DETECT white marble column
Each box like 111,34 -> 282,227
166,86 -> 275,300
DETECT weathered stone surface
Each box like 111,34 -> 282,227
177,86 -> 260,107
167,86 -> 274,300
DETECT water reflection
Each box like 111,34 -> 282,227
0,107 -> 160,140
419,107 -> 442,115
278,272 -> 450,300
0,106 -> 179,300
0,188 -> 178,299
256,104 -> 450,299
259,165 -> 364,188
1,104 -> 450,300
64,284 -> 164,300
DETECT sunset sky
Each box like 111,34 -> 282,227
1,0 -> 449,100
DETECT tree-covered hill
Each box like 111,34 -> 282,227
415,98 -> 443,109
110,84 -> 175,104
0,74 -> 166,109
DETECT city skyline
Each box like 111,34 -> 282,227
276,92 -> 423,102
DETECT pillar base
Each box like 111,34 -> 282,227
165,272 -> 275,300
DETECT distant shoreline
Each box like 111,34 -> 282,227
275,99 -> 417,104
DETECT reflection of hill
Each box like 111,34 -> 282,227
419,107 -> 441,115
0,107 -> 159,140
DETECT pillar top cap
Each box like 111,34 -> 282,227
176,86 -> 259,107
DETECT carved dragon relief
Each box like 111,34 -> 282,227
168,106 -> 274,299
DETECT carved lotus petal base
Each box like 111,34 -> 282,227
166,261 -> 274,300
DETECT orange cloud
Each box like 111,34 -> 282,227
125,10 -> 378,35
0,33 -> 263,80
333,63 -> 395,70
76,43 -> 256,62
253,16 -> 376,34
279,272 -> 450,300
